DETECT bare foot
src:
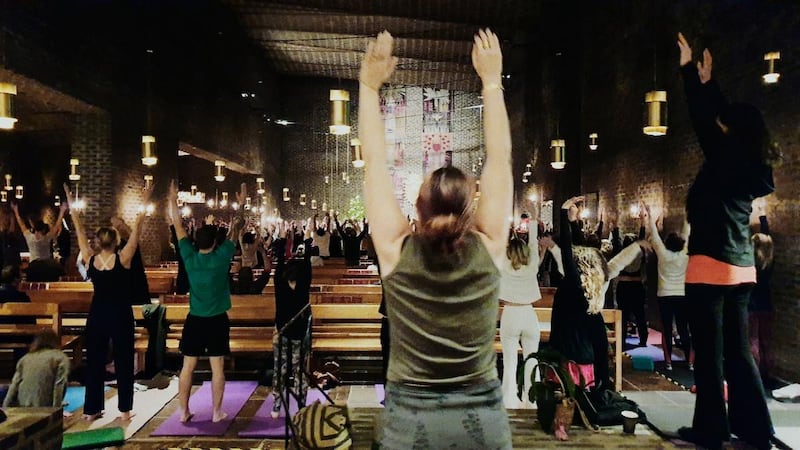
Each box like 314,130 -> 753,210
63,411 -> 74,418
180,411 -> 194,423
83,412 -> 103,422
120,411 -> 136,421
212,411 -> 228,423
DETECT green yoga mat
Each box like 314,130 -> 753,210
62,427 -> 125,450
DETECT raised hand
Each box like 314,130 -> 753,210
10,202 -> 18,214
360,31 -> 398,91
677,32 -> 692,67
63,183 -> 76,207
697,49 -> 712,84
472,28 -> 503,86
168,180 -> 178,203
236,183 -> 247,206
561,195 -> 584,211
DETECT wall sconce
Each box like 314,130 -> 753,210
342,171 -> 347,181
550,139 -> 566,169
68,159 -> 81,181
629,204 -> 640,217
589,133 -> 599,151
54,195 -> 61,207
256,177 -> 265,194
214,160 -> 226,182
0,82 -> 18,130
643,91 -> 668,136
329,89 -> 351,135
141,135 -> 158,166
324,175 -> 330,184
1,191 -> 7,202
282,188 -> 290,201
4,174 -> 12,191
345,175 -> 350,185
322,202 -> 327,212
523,163 -> 532,177
350,138 -> 364,168
190,185 -> 198,196
220,192 -> 228,207
762,51 -> 780,84
143,174 -> 153,190
15,185 -> 23,199
300,194 -> 307,206
311,199 -> 317,210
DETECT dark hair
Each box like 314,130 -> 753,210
30,329 -> 60,352
415,167 -> 474,253
586,234 -> 601,249
622,234 -> 637,248
316,228 -> 326,237
242,232 -> 256,245
33,220 -> 49,234
1,265 -> 20,285
718,102 -> 782,167
96,227 -> 120,250
664,232 -> 685,253
195,225 -> 218,250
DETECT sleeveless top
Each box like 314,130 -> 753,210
382,232 -> 500,386
498,239 -> 541,304
88,254 -> 132,312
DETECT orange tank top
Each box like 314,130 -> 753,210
685,254 -> 756,285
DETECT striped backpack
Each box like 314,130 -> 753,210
292,400 -> 352,450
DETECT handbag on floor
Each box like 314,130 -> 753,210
292,399 -> 352,450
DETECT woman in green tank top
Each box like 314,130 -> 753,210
359,29 -> 513,450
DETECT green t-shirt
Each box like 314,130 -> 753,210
179,238 -> 235,317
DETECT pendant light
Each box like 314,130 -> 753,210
1,191 -> 6,203
523,163 -> 532,177
54,195 -> 61,207
643,91 -> 668,136
3,174 -> 11,191
245,197 -> 252,210
300,194 -> 307,206
550,139 -> 566,170
282,188 -> 290,202
588,133 -> 599,151
190,185 -> 197,197
329,90 -> 350,135
15,185 -> 23,199
144,174 -> 153,190
69,159 -> 81,181
350,138 -> 364,168
0,83 -> 17,130
311,199 -> 317,210
762,52 -> 780,84
220,192 -> 228,207
214,160 -> 226,182
141,135 -> 158,166
256,177 -> 265,194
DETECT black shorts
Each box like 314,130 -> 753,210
180,312 -> 230,357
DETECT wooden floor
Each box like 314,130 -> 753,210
58,357 -> 686,449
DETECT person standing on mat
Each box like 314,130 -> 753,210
676,32 -> 778,450
168,180 -> 243,423
360,29 -> 513,449
64,182 -> 151,422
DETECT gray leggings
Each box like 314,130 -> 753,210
378,379 -> 512,450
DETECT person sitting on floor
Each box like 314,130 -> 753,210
3,329 -> 70,409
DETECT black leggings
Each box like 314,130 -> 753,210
657,296 -> 692,357
617,281 -> 648,344
84,309 -> 135,415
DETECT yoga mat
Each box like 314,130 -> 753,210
87,377 -> 179,439
238,389 -> 327,438
654,361 -> 695,390
151,380 -> 258,436
347,385 -> 383,408
63,386 -> 110,413
376,384 -> 385,405
62,427 -> 125,450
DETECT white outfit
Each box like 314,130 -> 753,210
314,231 -> 331,258
24,231 -> 52,261
648,225 -> 689,297
499,232 -> 541,408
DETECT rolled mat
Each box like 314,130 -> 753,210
150,381 -> 258,436
62,427 -> 125,450
238,389 -> 328,438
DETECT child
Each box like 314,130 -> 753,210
3,329 -> 70,408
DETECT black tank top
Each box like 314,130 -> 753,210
88,253 -> 132,311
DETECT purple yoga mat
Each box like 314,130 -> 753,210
151,381 -> 258,436
376,384 -> 385,404
238,389 -> 328,438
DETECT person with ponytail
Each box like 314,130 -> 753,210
64,182 -> 153,422
359,29 -> 513,449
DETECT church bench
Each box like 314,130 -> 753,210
0,302 -> 82,368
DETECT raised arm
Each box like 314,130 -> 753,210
472,29 -> 512,256
63,183 -> 91,266
228,183 -> 247,241
359,31 -> 408,271
119,183 -> 153,268
642,202 -> 666,258
46,204 -> 68,240
558,196 -> 584,282
10,202 -> 29,234
167,180 -> 187,242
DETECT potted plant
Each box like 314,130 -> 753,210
516,347 -> 579,440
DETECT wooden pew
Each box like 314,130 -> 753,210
0,302 -> 82,368
132,301 -> 277,372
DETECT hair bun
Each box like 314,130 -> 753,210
420,214 -> 468,252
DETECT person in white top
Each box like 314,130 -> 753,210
642,202 -> 693,371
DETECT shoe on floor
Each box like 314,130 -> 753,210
678,426 -> 726,450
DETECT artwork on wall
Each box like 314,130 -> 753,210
422,88 -> 453,174
382,88 -> 408,206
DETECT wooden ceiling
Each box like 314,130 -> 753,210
225,0 -> 539,91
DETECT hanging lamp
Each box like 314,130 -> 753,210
282,188 -> 290,202
550,139 -> 566,169
214,160 -> 226,182
589,133 -> 599,151
69,159 -> 81,181
256,177 -> 265,194
54,195 -> 61,207
0,83 -> 17,130
329,90 -> 350,135
0,191 -> 6,203
220,192 -> 228,207
3,174 -> 11,191
141,135 -> 158,166
350,138 -> 364,168
523,163 -> 532,177
762,52 -> 780,84
300,194 -> 307,206
311,199 -> 317,210
643,91 -> 668,136
144,174 -> 153,190
15,185 -> 23,199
